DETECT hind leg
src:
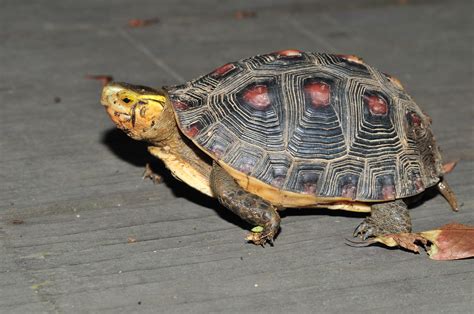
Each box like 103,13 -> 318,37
353,199 -> 412,240
210,162 -> 280,246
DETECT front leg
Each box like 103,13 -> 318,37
354,199 -> 412,240
210,162 -> 281,246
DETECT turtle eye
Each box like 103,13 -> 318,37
122,97 -> 131,103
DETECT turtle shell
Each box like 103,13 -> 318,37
167,50 -> 443,202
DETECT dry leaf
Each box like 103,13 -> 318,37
127,237 -> 137,244
128,18 -> 160,28
366,223 -> 474,260
442,160 -> 458,174
234,10 -> 257,20
85,75 -> 113,86
421,223 -> 474,260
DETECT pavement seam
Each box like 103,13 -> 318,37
116,27 -> 185,82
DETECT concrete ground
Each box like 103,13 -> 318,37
1,0 -> 473,313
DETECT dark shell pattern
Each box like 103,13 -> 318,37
167,51 -> 443,201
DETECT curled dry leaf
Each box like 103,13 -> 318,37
85,75 -> 113,86
366,223 -> 474,260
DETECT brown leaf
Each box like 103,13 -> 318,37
369,223 -> 474,260
234,10 -> 257,20
127,237 -> 137,244
85,75 -> 113,86
442,160 -> 458,174
128,18 -> 160,28
421,223 -> 474,260
373,233 -> 427,253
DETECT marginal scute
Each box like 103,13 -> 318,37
339,174 -> 359,199
383,72 -> 404,90
335,54 -> 364,64
377,174 -> 396,200
168,51 -> 444,201
275,49 -> 303,57
210,63 -> 237,78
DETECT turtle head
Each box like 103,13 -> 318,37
101,82 -> 169,141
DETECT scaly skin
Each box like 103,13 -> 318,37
210,162 -> 280,245
354,200 -> 412,240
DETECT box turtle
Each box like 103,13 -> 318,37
101,50 -> 458,245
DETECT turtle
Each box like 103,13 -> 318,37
100,50 -> 458,245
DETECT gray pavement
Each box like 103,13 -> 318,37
1,0 -> 473,313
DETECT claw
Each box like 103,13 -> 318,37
345,238 -> 376,247
353,219 -> 377,240
353,221 -> 367,237
362,227 -> 374,240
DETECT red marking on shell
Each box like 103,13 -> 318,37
303,183 -> 317,194
238,163 -> 254,175
185,122 -> 202,138
407,111 -> 422,127
172,100 -> 189,111
211,63 -> 236,78
341,184 -> 357,199
271,176 -> 285,188
276,49 -> 302,57
243,85 -> 271,109
414,177 -> 424,192
336,54 -> 364,64
382,184 -> 396,200
364,94 -> 388,116
304,81 -> 331,108
209,143 -> 225,158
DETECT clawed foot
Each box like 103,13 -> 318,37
354,200 -> 412,240
353,219 -> 380,240
245,226 -> 277,246
142,163 -> 163,184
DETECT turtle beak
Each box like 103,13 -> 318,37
101,82 -> 136,131
101,82 -> 130,113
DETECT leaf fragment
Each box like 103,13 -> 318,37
361,223 -> 474,260
85,74 -> 113,86
128,18 -> 160,28
442,160 -> 458,174
421,223 -> 474,260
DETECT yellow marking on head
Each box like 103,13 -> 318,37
143,94 -> 167,104
101,82 -> 169,140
